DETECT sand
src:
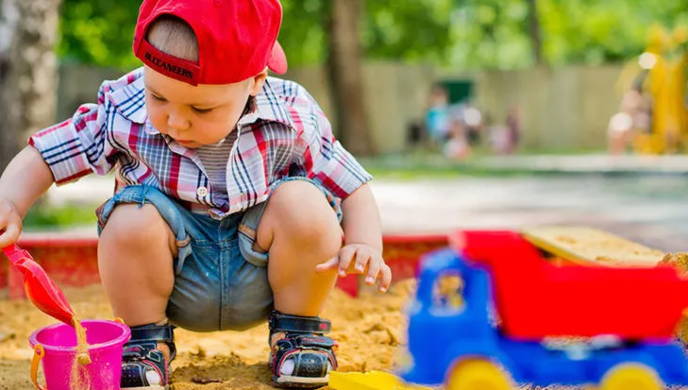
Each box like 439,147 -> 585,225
1,279 -> 686,390
0,282 -> 412,390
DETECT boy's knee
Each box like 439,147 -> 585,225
267,181 -> 341,242
100,203 -> 175,251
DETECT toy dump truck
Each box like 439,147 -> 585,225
401,230 -> 688,390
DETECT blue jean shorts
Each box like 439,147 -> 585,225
96,178 -> 341,332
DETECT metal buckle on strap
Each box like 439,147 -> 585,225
122,348 -> 147,361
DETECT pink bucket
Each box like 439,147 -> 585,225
28,320 -> 131,390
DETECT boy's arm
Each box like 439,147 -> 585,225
316,183 -> 392,292
291,83 -> 389,288
0,146 -> 54,246
340,184 -> 382,251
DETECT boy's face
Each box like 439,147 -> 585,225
144,66 -> 267,148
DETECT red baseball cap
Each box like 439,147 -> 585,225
133,0 -> 288,86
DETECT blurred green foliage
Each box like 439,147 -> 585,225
539,0 -> 688,65
363,0 -> 454,61
58,0 -> 688,70
24,204 -> 97,229
58,0 -> 453,69
58,0 -> 140,68
278,0 -> 329,67
452,0 -> 688,68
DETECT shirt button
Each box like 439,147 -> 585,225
196,186 -> 209,197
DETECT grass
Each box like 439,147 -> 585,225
359,150 -> 551,180
24,203 -> 98,230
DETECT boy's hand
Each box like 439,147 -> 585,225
0,199 -> 22,248
315,243 -> 392,292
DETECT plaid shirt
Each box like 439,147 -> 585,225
30,68 -> 372,218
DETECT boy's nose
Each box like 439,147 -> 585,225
167,113 -> 190,133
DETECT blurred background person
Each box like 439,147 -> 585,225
424,83 -> 451,146
607,77 -> 652,155
489,106 -> 521,155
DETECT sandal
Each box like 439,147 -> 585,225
268,310 -> 338,388
120,323 -> 176,390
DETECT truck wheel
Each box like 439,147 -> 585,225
445,358 -> 514,390
599,363 -> 663,390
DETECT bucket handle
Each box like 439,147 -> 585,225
30,344 -> 46,390
28,318 -> 126,390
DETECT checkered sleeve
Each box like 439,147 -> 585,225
296,89 -> 372,199
29,83 -> 119,185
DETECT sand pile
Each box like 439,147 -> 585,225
2,276 -> 687,390
0,281 -> 413,390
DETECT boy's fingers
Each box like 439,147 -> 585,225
365,258 -> 382,285
337,246 -> 356,276
315,257 -> 339,272
378,264 -> 392,293
0,221 -> 20,249
353,251 -> 369,273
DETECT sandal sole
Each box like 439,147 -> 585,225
272,374 -> 330,388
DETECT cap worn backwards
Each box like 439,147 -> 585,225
133,0 -> 288,86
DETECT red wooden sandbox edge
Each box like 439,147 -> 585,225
1,233 -> 449,298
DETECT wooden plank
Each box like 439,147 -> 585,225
521,226 -> 665,267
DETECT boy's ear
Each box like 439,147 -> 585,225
249,68 -> 269,96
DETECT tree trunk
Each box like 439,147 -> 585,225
326,0 -> 376,156
0,0 -> 61,171
0,0 -> 20,171
525,0 -> 544,65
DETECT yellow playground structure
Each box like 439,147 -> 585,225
612,25 -> 688,154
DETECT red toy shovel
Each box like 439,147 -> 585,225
2,243 -> 75,325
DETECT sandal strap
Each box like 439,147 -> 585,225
126,323 -> 177,361
276,334 -> 336,350
269,310 -> 331,334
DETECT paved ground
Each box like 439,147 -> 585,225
43,171 -> 688,252
477,154 -> 688,174
374,175 -> 688,252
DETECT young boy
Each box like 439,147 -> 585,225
0,0 -> 391,388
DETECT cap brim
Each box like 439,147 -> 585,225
268,41 -> 288,74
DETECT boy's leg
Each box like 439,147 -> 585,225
99,203 -> 178,389
255,180 -> 342,315
254,180 -> 342,387
98,203 -> 177,326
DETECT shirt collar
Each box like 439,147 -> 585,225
108,69 -> 295,132
237,78 -> 296,130
108,70 -> 148,125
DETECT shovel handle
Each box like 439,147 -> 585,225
2,243 -> 29,265
2,243 -> 17,253
0,226 -> 19,255
2,243 -> 17,257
